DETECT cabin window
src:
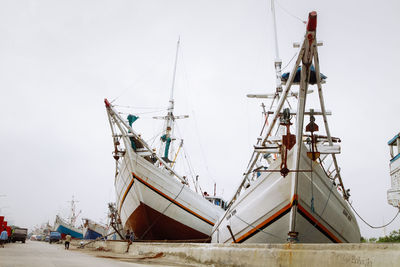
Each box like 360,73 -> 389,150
390,138 -> 400,160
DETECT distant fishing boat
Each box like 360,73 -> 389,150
211,11 -> 360,243
54,197 -> 83,239
387,133 -> 400,208
105,39 -> 225,241
82,218 -> 108,240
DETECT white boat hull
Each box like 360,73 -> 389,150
116,149 -> 224,241
212,148 -> 361,243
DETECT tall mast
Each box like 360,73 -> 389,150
271,0 -> 282,94
166,37 -> 180,131
164,37 -> 180,161
154,37 -> 189,163
169,37 -> 180,112
68,196 -> 80,226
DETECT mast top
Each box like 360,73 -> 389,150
307,11 -> 317,32
169,37 -> 180,108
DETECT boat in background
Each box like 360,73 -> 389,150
54,216 -> 83,239
211,11 -> 360,244
82,218 -> 108,240
388,133 -> 400,208
54,197 -> 83,239
105,39 -> 224,241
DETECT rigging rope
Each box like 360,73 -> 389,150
110,52 -> 171,104
115,105 -> 167,110
310,159 -> 315,213
146,129 -> 165,146
191,110 -> 216,184
133,109 -> 168,115
139,183 -> 186,239
300,178 -> 335,239
178,45 -> 217,185
174,122 -> 200,193
182,147 -> 199,192
281,52 -> 298,71
234,214 -> 286,242
275,0 -> 306,24
348,202 -> 400,229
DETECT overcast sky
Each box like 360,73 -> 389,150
0,0 -> 399,239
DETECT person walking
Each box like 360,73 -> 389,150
64,234 -> 71,250
0,229 -> 8,248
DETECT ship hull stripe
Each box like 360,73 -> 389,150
119,171 -> 214,227
297,204 -> 342,243
235,195 -> 298,243
233,195 -> 342,244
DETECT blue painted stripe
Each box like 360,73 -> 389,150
388,134 -> 399,145
391,153 -> 400,163
56,224 -> 83,239
84,229 -> 105,240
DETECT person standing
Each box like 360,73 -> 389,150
0,229 -> 8,248
64,234 -> 71,250
125,230 -> 130,241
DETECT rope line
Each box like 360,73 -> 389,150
348,202 -> 400,229
275,0 -> 306,24
139,183 -> 186,239
300,178 -> 335,239
115,105 -> 167,110
310,158 -> 315,213
146,129 -> 165,146
191,110 -> 216,184
281,52 -> 298,71
235,215 -> 286,242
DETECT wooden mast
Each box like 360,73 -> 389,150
288,11 -> 317,242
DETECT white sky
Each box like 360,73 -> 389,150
0,0 -> 400,239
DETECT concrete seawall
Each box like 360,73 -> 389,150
84,241 -> 400,267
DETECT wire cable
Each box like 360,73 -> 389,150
115,105 -> 167,110
275,0 -> 306,24
300,177 -> 335,239
348,202 -> 400,229
281,52 -> 298,71
235,215 -> 286,242
139,183 -> 186,239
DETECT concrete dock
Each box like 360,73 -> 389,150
1,240 -> 400,267
0,241 -> 190,267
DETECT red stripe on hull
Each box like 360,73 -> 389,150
125,202 -> 209,241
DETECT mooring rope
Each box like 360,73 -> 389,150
348,202 -> 400,229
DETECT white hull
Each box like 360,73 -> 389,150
212,147 -> 361,243
116,148 -> 224,240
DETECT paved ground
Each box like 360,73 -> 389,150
0,241 -> 193,267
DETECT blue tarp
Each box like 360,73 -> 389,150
281,65 -> 327,85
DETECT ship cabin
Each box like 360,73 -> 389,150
205,196 -> 228,210
389,133 -> 400,163
387,132 -> 400,208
